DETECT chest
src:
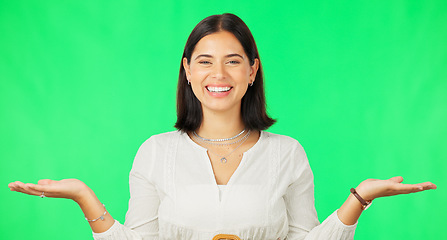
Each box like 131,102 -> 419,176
206,147 -> 244,185
198,131 -> 261,185
161,145 -> 286,232
155,133 -> 295,237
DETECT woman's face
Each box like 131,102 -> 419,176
183,31 -> 259,114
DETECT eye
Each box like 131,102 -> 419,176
199,60 -> 212,65
228,60 -> 240,64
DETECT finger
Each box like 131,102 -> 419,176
387,182 -> 421,194
8,181 -> 20,188
11,181 -> 27,190
12,183 -> 41,196
9,181 -> 25,188
27,183 -> 54,194
395,182 -> 437,193
9,181 -> 52,197
415,182 -> 437,190
9,184 -> 19,191
389,176 -> 404,183
8,181 -> 19,190
10,181 -> 39,191
24,183 -> 45,196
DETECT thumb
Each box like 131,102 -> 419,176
38,179 -> 57,185
389,176 -> 404,183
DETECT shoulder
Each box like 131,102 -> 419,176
131,131 -> 182,173
262,131 -> 305,152
262,131 -> 309,168
139,130 -> 182,149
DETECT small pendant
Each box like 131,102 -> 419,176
220,157 -> 227,163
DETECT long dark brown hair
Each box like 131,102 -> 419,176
175,13 -> 275,132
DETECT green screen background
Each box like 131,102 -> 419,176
1,1 -> 446,239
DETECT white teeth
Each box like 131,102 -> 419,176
207,86 -> 231,92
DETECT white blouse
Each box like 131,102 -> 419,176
93,131 -> 357,240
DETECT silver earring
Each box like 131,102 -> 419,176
187,79 -> 190,85
249,82 -> 254,87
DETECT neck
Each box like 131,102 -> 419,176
196,107 -> 245,139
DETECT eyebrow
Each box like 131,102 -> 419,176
194,53 -> 244,60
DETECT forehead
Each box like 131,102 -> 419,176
192,31 -> 246,56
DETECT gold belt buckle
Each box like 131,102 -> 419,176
212,234 -> 241,240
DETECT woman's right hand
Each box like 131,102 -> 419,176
9,179 -> 116,233
8,179 -> 91,203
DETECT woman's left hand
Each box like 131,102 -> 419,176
355,176 -> 437,201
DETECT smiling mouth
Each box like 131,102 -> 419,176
206,86 -> 232,93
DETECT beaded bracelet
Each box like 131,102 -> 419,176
85,204 -> 107,222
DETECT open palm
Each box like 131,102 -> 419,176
8,179 -> 89,202
356,176 -> 436,201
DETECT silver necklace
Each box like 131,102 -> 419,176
196,130 -> 251,163
193,130 -> 250,146
193,129 -> 245,142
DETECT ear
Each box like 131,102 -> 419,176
249,58 -> 259,83
183,57 -> 191,81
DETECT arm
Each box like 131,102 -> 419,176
8,138 -> 161,239
284,157 -> 357,240
285,144 -> 437,239
9,176 -> 158,240
286,174 -> 436,240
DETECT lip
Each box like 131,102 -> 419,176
205,85 -> 233,97
206,83 -> 233,88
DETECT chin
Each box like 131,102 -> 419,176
202,102 -> 241,113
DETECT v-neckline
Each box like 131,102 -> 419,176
183,130 -> 264,187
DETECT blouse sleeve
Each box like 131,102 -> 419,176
284,143 -> 357,240
92,138 -> 160,240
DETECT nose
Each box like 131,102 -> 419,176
211,62 -> 226,80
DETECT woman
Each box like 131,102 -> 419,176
8,13 -> 436,240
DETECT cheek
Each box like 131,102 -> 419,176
231,68 -> 251,82
190,66 -> 209,80
190,84 -> 204,99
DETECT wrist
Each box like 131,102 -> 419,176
350,187 -> 372,210
73,185 -> 96,205
355,182 -> 375,201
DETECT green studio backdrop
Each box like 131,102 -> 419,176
1,1 -> 446,239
